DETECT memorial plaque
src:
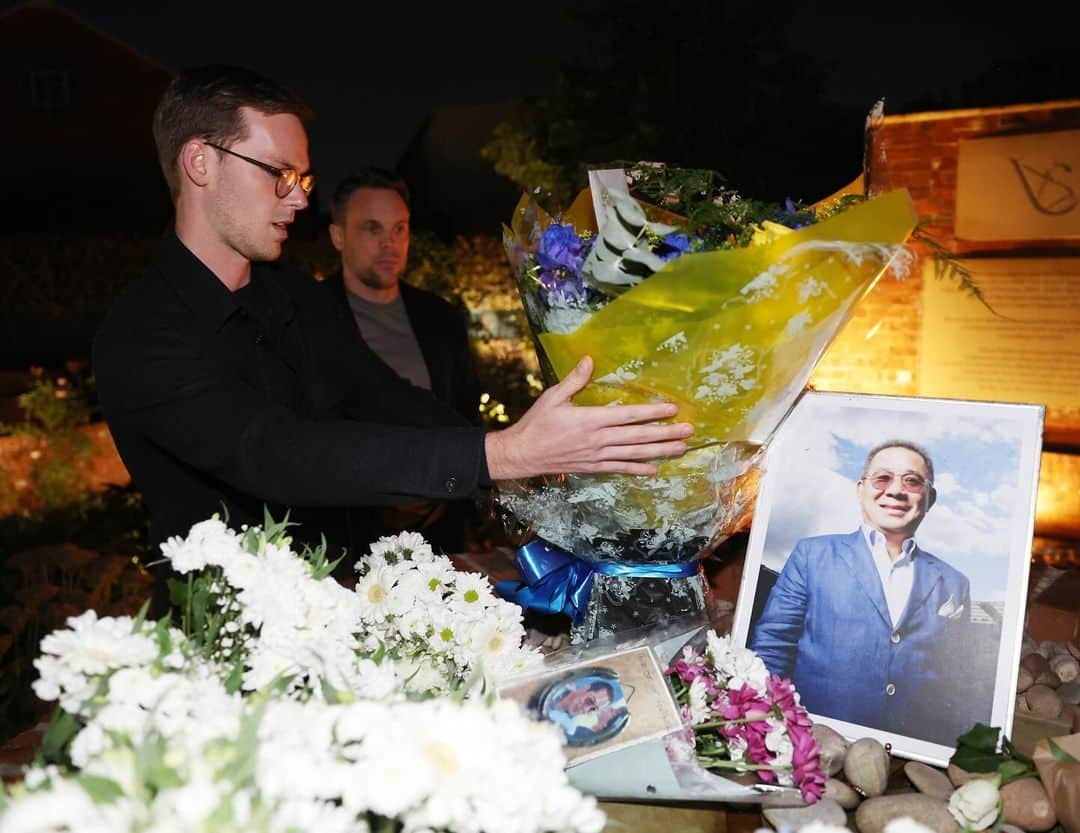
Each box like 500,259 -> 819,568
956,129 -> 1080,241
919,258 -> 1080,421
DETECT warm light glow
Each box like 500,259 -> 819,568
1036,452 -> 1080,539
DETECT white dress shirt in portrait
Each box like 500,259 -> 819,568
862,525 -> 917,629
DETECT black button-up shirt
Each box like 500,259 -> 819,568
93,231 -> 490,556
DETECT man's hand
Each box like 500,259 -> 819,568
484,356 -> 693,480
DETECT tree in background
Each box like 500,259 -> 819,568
482,0 -> 861,210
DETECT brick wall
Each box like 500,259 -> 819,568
811,99 -> 1080,398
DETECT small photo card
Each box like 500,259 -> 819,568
498,644 -> 683,767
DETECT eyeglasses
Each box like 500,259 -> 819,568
204,142 -> 315,198
864,470 -> 931,494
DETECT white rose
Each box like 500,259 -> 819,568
947,777 -> 1001,831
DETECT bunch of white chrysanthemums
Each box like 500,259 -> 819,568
354,531 -> 541,694
3,517 -> 600,833
5,681 -> 603,833
158,516 -> 540,697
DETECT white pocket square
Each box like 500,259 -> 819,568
937,595 -> 964,619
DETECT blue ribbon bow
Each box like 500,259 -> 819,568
494,538 -> 700,624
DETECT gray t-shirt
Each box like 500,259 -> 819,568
346,288 -> 432,390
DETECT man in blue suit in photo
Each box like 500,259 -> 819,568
749,440 -> 975,746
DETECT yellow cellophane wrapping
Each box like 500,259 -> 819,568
500,187 -> 917,558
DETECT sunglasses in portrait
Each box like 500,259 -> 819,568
863,470 -> 932,494
204,142 -> 315,198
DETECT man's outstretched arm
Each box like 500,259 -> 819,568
484,356 -> 693,479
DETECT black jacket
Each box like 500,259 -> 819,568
93,231 -> 489,562
323,271 -> 481,424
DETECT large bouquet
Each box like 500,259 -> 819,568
497,164 -> 917,642
2,517 -> 600,833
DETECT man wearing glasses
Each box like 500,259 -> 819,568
92,65 -> 692,614
749,440 -> 974,746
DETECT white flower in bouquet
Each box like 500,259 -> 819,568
448,571 -> 499,619
32,611 -> 163,714
255,699 -> 341,804
160,516 -> 244,574
688,676 -> 710,724
147,774 -> 232,832
0,772 -> 134,833
354,531 -> 541,695
706,630 -> 768,691
234,543 -> 312,630
396,654 -> 455,697
353,562 -> 399,623
369,530 -> 435,563
765,719 -> 795,773
331,698 -> 604,833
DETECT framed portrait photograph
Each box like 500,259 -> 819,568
497,645 -> 683,767
731,390 -> 1045,766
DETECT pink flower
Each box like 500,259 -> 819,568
767,675 -> 825,804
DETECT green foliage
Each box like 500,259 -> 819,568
482,121 -> 579,210
912,223 -> 998,316
622,162 -> 839,249
37,706 -> 79,767
7,367 -> 92,436
1,365 -> 99,513
950,723 -> 1038,786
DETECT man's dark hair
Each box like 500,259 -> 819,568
153,65 -> 314,200
862,439 -> 935,483
331,168 -> 411,224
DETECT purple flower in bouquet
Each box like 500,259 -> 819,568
774,197 -> 814,230
665,634 -> 825,804
535,223 -> 591,305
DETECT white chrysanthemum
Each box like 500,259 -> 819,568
463,619 -> 541,682
38,611 -> 158,677
447,571 -> 497,618
159,516 -> 243,574
688,676 -> 710,724
765,719 -> 794,769
369,531 -> 434,563
705,629 -> 736,671
354,564 -> 399,623
724,648 -> 769,692
33,611 -> 160,713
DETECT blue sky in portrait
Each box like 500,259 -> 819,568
757,394 -> 1039,601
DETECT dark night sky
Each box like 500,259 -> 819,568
9,0 -> 1078,211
